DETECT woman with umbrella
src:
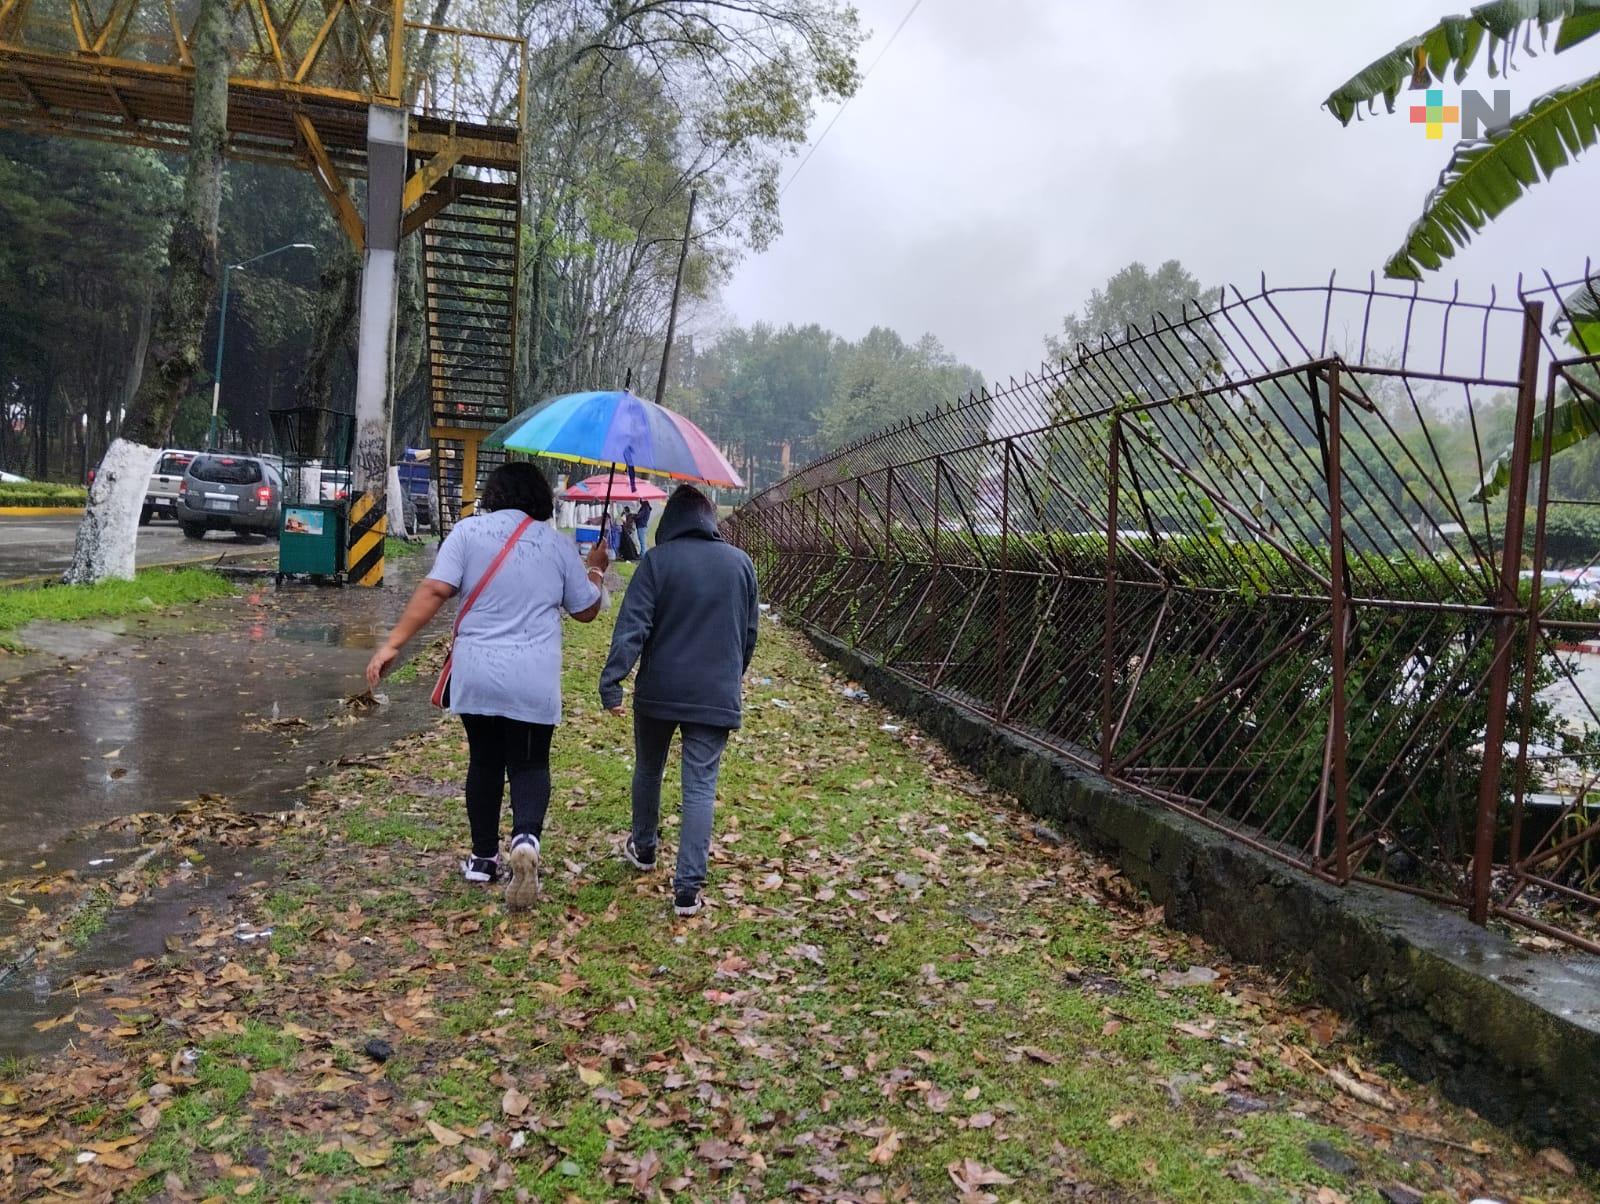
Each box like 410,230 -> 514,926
364,462 -> 611,911
486,390 -> 748,916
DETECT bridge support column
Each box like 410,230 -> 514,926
349,103 -> 406,587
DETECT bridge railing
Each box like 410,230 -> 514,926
728,267 -> 1600,953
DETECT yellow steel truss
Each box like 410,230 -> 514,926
0,0 -> 526,249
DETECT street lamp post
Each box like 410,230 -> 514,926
207,242 -> 316,450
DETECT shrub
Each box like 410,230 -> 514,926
0,482 -> 88,507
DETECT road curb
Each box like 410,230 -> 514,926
0,547 -> 277,590
0,506 -> 85,517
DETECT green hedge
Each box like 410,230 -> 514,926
750,522 -> 1597,887
1523,504 -> 1600,568
0,482 -> 87,507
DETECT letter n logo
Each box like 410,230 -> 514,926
1461,89 -> 1512,138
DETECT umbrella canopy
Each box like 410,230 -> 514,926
564,473 -> 667,503
484,390 -> 743,489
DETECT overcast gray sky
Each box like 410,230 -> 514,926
720,0 -> 1600,383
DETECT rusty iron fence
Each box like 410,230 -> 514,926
727,269 -> 1600,953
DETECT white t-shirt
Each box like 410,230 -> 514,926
426,509 -> 601,725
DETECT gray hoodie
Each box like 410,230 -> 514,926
599,501 -> 759,728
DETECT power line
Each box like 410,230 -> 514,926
779,0 -> 928,198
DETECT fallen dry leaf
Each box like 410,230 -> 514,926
502,1086 -> 531,1117
948,1158 -> 1015,1192
868,1129 -> 902,1164
1537,1147 -> 1576,1176
426,1119 -> 465,1148
342,1139 -> 391,1168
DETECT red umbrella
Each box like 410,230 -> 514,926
563,472 -> 668,503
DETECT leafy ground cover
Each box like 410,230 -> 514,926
0,567 -> 234,651
386,537 -> 425,559
1,608 -> 1594,1202
0,482 -> 87,508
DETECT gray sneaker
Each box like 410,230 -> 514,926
673,887 -> 702,918
623,834 -> 657,872
504,834 -> 541,911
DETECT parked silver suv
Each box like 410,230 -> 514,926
141,449 -> 198,525
175,454 -> 282,540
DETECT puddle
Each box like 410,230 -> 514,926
0,555 -> 439,875
0,844 -> 265,1058
0,554 -> 458,1057
274,621 -> 380,649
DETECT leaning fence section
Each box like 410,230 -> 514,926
728,270 -> 1600,953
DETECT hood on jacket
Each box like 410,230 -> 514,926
654,495 -> 723,544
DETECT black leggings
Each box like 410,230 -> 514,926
460,713 -> 554,858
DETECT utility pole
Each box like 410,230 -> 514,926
653,188 -> 697,406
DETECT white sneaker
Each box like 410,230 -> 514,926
504,834 -> 541,911
462,853 -> 499,883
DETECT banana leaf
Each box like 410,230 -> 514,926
1384,71 -> 1600,279
1472,390 -> 1600,501
1324,0 -> 1600,125
1561,280 -> 1600,353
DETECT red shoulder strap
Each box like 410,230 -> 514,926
452,515 -> 536,635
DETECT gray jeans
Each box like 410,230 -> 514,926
631,714 -> 729,893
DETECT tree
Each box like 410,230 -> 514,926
0,135 -> 176,481
816,329 -> 985,450
1045,260 -> 1222,395
506,1 -> 862,398
63,0 -> 230,582
1325,1 -> 1600,280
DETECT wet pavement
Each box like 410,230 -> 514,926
0,550 -> 450,1054
0,845 -> 265,1058
0,552 -> 439,874
0,512 -> 274,582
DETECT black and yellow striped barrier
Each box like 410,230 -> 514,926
347,492 -> 386,587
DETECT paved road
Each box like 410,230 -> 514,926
0,512 -> 272,581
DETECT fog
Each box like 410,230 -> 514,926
722,0 -> 1600,382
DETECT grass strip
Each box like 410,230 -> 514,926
0,566 -> 234,650
0,604 -> 1590,1201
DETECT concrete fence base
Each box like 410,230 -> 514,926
806,629 -> 1600,1166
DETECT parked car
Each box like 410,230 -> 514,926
174,454 -> 282,539
141,449 -> 198,525
0,470 -> 28,483
319,468 -> 352,503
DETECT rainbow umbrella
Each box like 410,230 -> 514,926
483,390 -> 742,488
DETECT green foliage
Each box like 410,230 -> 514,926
1384,72 -> 1600,280
1559,277 -> 1600,353
816,328 -> 987,451
792,527 -> 1578,877
1044,261 -> 1225,410
513,1 -> 864,401
1324,0 -> 1600,125
1475,390 -> 1600,501
0,132 -> 178,477
673,322 -> 986,493
0,568 -> 234,647
1518,501 -> 1600,564
1325,1 -> 1600,279
0,482 -> 87,507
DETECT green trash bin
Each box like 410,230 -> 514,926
270,406 -> 354,586
278,502 -> 345,579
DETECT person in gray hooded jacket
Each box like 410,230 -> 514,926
599,484 -> 759,916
